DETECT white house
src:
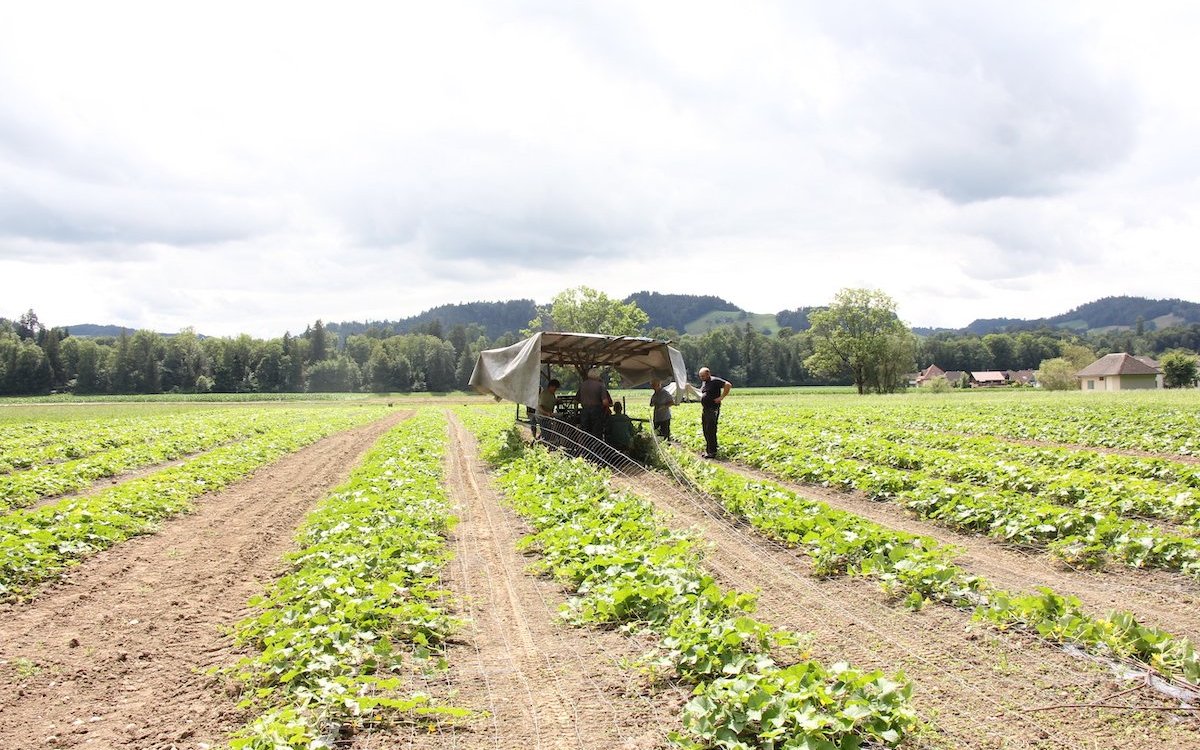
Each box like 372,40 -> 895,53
1076,353 -> 1162,392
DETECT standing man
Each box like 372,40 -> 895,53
698,366 -> 731,458
577,368 -> 611,439
649,378 -> 675,440
536,378 -> 560,443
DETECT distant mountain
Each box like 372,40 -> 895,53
623,292 -> 743,333
961,296 -> 1200,335
64,324 -> 194,338
959,318 -> 1032,336
58,294 -> 1200,345
328,299 -> 538,341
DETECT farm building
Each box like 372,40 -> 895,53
1076,353 -> 1163,391
913,364 -> 946,386
970,371 -> 1009,387
914,366 -> 1036,388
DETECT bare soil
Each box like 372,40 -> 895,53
353,413 -> 685,749
0,410 -> 410,750
612,467 -> 1200,750
721,462 -> 1200,646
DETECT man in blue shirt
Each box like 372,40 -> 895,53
698,367 -> 731,458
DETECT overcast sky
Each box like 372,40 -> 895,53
2,1 -> 1198,338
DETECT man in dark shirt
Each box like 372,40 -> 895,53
698,366 -> 731,458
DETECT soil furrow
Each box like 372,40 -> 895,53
614,469 -> 1200,750
0,410 -> 410,750
721,460 -> 1200,645
367,413 -> 682,750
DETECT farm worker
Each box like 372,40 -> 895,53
577,368 -> 611,440
649,378 -> 675,440
698,366 -> 731,458
535,378 -> 560,442
606,401 -> 634,452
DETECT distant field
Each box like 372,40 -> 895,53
0,390 -> 495,407
684,309 -> 782,335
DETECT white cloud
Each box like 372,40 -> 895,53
1,0 -> 1199,336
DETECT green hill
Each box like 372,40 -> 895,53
962,296 -> 1200,335
685,310 -> 782,336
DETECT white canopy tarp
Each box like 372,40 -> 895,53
665,381 -> 701,402
469,332 -> 688,409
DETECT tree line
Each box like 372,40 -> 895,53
0,311 -> 503,396
4,292 -> 1200,396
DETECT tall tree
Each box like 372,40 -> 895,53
162,328 -> 209,392
526,286 -> 649,337
306,320 -> 330,363
805,288 -> 913,394
16,309 -> 42,341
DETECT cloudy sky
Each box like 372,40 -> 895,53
2,1 -> 1198,338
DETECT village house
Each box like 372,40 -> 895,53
1076,353 -> 1163,391
969,371 -> 1008,387
913,366 -> 1038,388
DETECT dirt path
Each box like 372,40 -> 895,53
718,461 -> 1200,645
359,413 -> 683,750
0,410 -> 411,750
613,468 -> 1200,750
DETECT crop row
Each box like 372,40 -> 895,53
882,429 -> 1200,490
227,409 -> 465,749
669,446 -> 1200,688
717,407 -> 1200,527
0,409 -> 324,511
0,408 -> 251,473
463,408 -> 917,749
0,405 -> 386,601
675,412 -> 1200,577
819,392 -> 1200,455
749,403 -> 1200,490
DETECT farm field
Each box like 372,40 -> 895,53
0,390 -> 1198,748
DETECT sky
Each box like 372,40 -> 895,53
2,1 -> 1199,338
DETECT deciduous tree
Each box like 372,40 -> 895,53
805,288 -> 914,394
1036,357 -> 1077,390
526,286 -> 649,337
1161,350 -> 1199,388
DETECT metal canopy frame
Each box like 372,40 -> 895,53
536,332 -> 667,372
469,331 -> 688,410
